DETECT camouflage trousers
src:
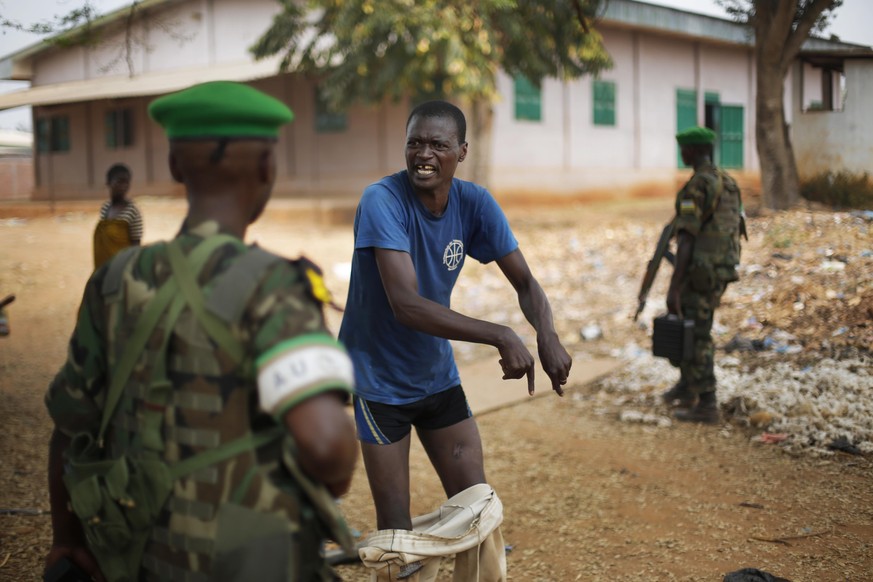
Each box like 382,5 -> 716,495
676,282 -> 726,395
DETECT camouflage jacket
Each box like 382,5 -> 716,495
674,162 -> 743,283
46,221 -> 354,581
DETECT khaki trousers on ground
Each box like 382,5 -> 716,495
359,484 -> 506,582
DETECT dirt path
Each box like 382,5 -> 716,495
1,198 -> 870,582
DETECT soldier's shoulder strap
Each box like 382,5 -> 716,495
205,246 -> 287,325
698,168 -> 726,226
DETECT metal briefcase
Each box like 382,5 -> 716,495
652,314 -> 694,361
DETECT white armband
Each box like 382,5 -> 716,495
257,342 -> 355,416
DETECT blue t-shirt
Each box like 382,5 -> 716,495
338,171 -> 518,405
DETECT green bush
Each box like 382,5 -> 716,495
800,170 -> 873,210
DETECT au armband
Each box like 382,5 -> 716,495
257,338 -> 355,417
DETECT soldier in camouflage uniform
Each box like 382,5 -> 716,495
44,82 -> 357,582
662,126 -> 744,424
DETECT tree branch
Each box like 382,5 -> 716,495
781,0 -> 839,70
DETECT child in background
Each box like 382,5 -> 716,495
93,163 -> 143,269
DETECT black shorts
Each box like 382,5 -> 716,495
354,385 -> 473,445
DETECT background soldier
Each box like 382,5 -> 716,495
44,81 -> 357,582
663,126 -> 745,424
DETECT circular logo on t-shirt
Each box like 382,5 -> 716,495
443,239 -> 464,271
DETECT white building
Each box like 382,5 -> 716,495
0,0 -> 869,203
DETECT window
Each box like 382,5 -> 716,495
36,116 -> 70,153
675,88 -> 697,168
315,88 -> 347,133
592,80 -> 616,126
105,109 -> 134,148
801,60 -> 845,113
514,76 -> 541,121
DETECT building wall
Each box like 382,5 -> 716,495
32,0 -> 281,85
30,72 -> 412,201
793,59 -> 873,178
0,158 -> 34,200
488,26 -> 757,199
32,0 -> 859,203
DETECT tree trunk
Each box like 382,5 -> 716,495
755,61 -> 801,210
468,97 -> 494,191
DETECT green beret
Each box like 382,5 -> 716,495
148,81 -> 294,139
676,126 -> 716,146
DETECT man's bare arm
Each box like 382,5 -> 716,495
374,248 -> 536,393
496,249 -> 572,395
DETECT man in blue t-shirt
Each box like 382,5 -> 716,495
339,101 -> 572,554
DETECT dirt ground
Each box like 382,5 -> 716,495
0,195 -> 871,582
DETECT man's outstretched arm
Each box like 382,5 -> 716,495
375,248 -> 537,394
496,249 -> 572,396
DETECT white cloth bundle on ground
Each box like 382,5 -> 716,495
358,483 -> 506,582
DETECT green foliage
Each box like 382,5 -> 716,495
801,171 -> 873,210
250,0 -> 612,111
715,0 -> 843,36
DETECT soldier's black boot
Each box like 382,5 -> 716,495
661,381 -> 695,408
674,391 -> 720,424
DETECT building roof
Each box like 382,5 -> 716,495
0,0 -> 181,81
0,129 -> 33,156
601,0 -> 871,52
0,57 -> 282,110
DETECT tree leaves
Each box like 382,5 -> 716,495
251,0 -> 611,111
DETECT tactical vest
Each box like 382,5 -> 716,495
692,169 -> 744,284
63,235 -> 353,582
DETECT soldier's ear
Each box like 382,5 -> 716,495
168,151 -> 184,184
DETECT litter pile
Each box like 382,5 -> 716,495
452,205 -> 872,456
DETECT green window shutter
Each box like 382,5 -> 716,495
514,76 -> 541,121
37,116 -> 71,152
593,80 -> 616,126
315,88 -> 347,133
36,118 -> 51,153
106,110 -> 134,149
676,88 -> 697,168
105,111 -> 117,149
719,105 -> 744,169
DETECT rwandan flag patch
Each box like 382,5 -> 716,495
679,199 -> 697,214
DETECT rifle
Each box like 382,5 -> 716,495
633,221 -> 676,322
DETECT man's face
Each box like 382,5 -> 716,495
405,114 -> 467,195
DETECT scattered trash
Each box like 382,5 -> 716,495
737,502 -> 765,510
580,323 -> 603,341
826,436 -> 863,456
748,411 -> 775,427
819,260 -> 846,273
723,567 -> 792,581
619,409 -> 671,428
723,334 -> 756,352
755,433 -> 789,444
